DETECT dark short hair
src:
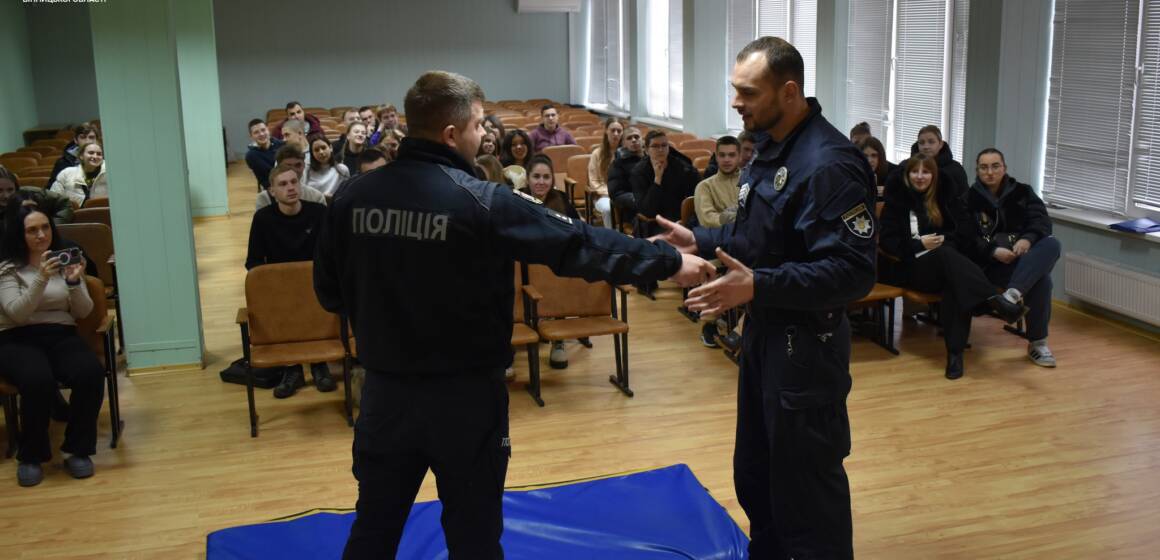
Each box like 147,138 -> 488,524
0,165 -> 19,188
976,147 -> 1006,165
857,136 -> 889,176
736,36 -> 805,95
716,135 -> 740,150
525,153 -> 554,175
850,122 -> 871,137
358,106 -> 374,113
342,109 -> 359,118
274,144 -> 304,164
73,124 -> 98,139
737,131 -> 756,145
1,204 -> 62,266
268,163 -> 299,187
404,71 -> 486,139
540,104 -> 556,115
918,125 -> 943,141
357,147 -> 388,170
247,118 -> 265,132
381,104 -> 398,114
285,101 -> 302,111
645,130 -> 668,148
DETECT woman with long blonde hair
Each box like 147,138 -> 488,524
587,117 -> 623,228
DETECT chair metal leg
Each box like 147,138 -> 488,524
524,343 -> 544,407
342,356 -> 354,427
246,365 -> 258,437
104,331 -> 123,448
1003,316 -> 1029,339
609,332 -> 633,397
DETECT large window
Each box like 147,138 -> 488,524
725,0 -> 818,131
845,0 -> 970,163
644,0 -> 683,120
585,0 -> 629,112
1044,0 -> 1160,217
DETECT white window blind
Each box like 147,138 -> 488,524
948,0 -> 970,160
845,0 -> 894,139
1130,0 -> 1160,211
891,0 -> 949,163
755,1 -> 815,97
645,0 -> 683,120
1043,0 -> 1138,214
726,0 -> 757,131
586,0 -> 628,110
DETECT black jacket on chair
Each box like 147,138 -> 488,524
963,175 -> 1052,264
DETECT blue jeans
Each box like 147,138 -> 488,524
984,236 -> 1061,341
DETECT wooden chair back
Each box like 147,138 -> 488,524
678,138 -> 716,152
75,275 -> 111,366
58,223 -> 116,289
83,197 -> 110,209
244,261 -> 340,346
680,197 -> 696,227
573,136 -> 602,151
542,145 -> 587,177
527,264 -> 611,319
693,156 -> 711,174
73,207 -> 112,228
19,176 -> 50,189
682,149 -> 712,163
666,132 -> 696,146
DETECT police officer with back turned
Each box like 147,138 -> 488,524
314,70 -> 714,559
655,38 -> 877,558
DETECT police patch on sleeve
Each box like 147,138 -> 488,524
547,209 -> 573,225
738,182 -> 750,207
513,189 -> 543,205
841,203 -> 874,238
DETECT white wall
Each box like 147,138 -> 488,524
0,2 -> 38,152
23,2 -> 100,128
213,0 -> 573,158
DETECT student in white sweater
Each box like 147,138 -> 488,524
303,134 -> 350,198
50,142 -> 108,207
0,206 -> 105,487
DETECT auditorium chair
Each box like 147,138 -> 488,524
0,276 -> 121,455
677,139 -> 716,152
681,149 -> 713,165
58,223 -> 123,353
693,156 -> 711,175
541,145 -> 586,196
573,135 -> 602,152
73,207 -> 112,229
0,156 -> 39,174
523,264 -> 633,404
239,262 -> 354,437
83,197 -> 110,209
18,176 -> 50,189
564,154 -> 591,223
510,263 -> 543,405
17,146 -> 55,158
666,132 -> 697,146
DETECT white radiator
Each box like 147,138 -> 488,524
1064,253 -> 1160,326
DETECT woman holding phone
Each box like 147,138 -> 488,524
0,204 -> 105,487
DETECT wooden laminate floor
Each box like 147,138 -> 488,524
1,163 -> 1158,559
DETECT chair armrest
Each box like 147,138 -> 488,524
521,285 -> 543,301
563,177 -> 576,202
236,307 -> 248,325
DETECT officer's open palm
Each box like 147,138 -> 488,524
685,248 -> 754,316
648,215 -> 697,254
670,253 -> 717,288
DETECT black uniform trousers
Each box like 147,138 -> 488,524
734,314 -> 854,559
902,246 -> 998,353
343,369 -> 510,560
983,236 -> 1061,342
0,324 -> 105,464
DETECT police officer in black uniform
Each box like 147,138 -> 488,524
314,71 -> 714,560
656,38 -> 877,558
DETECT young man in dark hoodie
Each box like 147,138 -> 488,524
270,101 -> 323,141
910,125 -> 969,197
965,148 -> 1061,368
244,118 -> 284,191
629,130 -> 699,297
605,126 -> 645,225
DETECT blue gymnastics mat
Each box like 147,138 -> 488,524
206,463 -> 748,559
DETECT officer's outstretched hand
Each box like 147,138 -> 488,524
685,248 -> 754,316
648,215 -> 697,254
670,253 -> 717,288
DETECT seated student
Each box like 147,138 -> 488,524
244,118 -> 284,191
966,148 -> 1061,367
630,130 -> 699,237
0,204 -> 105,486
331,110 -> 362,156
270,101 -> 323,141
303,134 -> 350,198
334,122 -> 369,169
475,154 -> 507,185
477,130 -> 499,158
245,163 -> 335,397
606,126 -> 644,222
850,121 -> 872,145
255,145 -> 327,210
527,105 -> 576,152
499,129 -> 533,169
0,166 -> 73,227
372,104 -> 408,142
587,117 -> 623,228
879,155 -> 1026,380
483,115 -> 506,144
48,124 -> 100,187
905,125 -> 969,197
738,130 -> 756,168
692,135 -> 743,347
331,148 -> 389,201
858,136 -> 895,200
50,143 -> 108,208
379,128 -> 404,161
358,106 -> 378,135
519,154 -> 580,369
279,118 -> 312,166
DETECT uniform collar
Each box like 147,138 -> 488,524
753,98 -> 823,164
397,137 -> 476,175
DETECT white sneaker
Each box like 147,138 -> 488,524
1028,344 -> 1056,368
549,341 -> 568,369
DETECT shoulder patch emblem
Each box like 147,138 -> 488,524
774,166 -> 788,191
548,209 -> 573,224
514,189 -> 543,205
738,182 -> 751,207
842,203 -> 874,239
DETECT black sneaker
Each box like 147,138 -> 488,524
945,352 -> 964,380
17,462 -> 44,487
700,323 -> 719,348
64,455 -> 94,479
274,367 -> 306,399
311,363 -> 337,392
